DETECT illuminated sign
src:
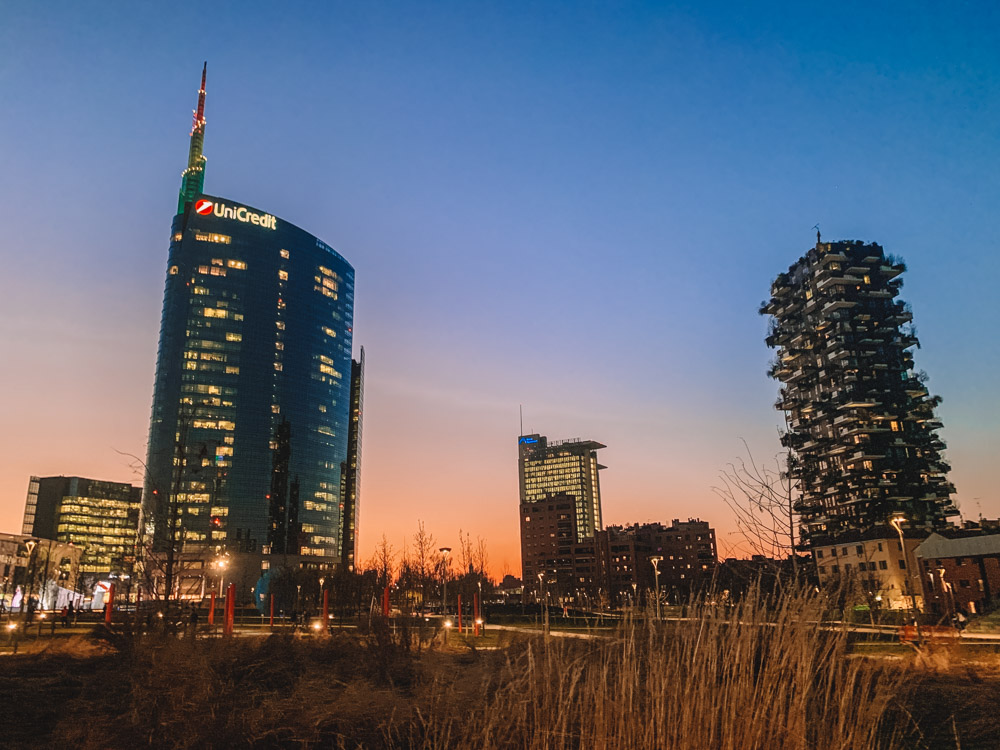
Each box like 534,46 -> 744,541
518,436 -> 538,444
193,199 -> 277,230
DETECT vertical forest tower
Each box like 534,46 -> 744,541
761,236 -> 956,547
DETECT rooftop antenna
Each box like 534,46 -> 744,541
178,62 -> 208,215
519,404 -> 523,436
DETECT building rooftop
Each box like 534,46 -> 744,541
917,532 -> 1000,559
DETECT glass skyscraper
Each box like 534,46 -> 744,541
518,434 -> 605,543
143,66 -> 357,560
23,476 -> 141,575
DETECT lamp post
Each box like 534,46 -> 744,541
23,539 -> 38,623
214,555 -> 229,599
937,567 -> 956,620
649,556 -> 663,621
537,571 -> 548,634
438,547 -> 451,620
888,515 -> 918,615
476,579 -> 483,636
631,582 -> 637,609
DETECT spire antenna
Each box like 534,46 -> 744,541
193,62 -> 207,133
178,62 -> 208,215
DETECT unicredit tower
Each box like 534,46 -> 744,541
143,64 -> 359,562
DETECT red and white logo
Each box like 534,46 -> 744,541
194,199 -> 213,215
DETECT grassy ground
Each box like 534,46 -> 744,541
2,603 -> 1000,749
965,611 -> 1000,634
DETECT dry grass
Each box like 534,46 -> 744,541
416,589 -> 904,750
3,589 -> 999,748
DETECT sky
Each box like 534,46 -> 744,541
0,1 -> 997,577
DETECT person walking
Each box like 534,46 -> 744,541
188,605 -> 200,639
61,605 -> 69,628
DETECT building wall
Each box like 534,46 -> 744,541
599,520 -> 718,605
144,195 -> 355,559
23,476 -> 141,576
0,532 -> 83,606
919,553 -> 1000,616
762,239 -> 955,545
519,511 -> 718,606
520,494 -> 579,596
518,435 -> 605,542
813,535 -> 922,610
340,348 -> 364,571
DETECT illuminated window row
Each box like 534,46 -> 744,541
193,233 -> 232,244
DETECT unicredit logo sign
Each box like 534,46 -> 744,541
192,199 -> 277,230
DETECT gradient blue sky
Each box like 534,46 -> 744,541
1,1 -> 997,574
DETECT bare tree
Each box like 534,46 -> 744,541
473,536 -> 490,581
412,521 -> 436,610
368,534 -> 396,589
458,530 -> 474,577
713,439 -> 798,577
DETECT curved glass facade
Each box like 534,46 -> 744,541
143,195 -> 355,558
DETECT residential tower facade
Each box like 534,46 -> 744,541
761,237 -> 956,547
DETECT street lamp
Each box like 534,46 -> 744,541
937,567 -> 956,619
214,555 -> 229,596
537,571 -> 549,633
649,556 -> 663,620
23,539 -> 38,622
888,515 -> 918,616
438,547 -> 451,619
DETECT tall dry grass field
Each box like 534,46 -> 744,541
15,588 -> 994,748
416,588 -> 904,749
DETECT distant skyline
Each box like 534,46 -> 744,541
1,2 -> 997,576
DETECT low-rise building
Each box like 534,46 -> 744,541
519,508 -> 717,607
812,528 -> 923,610
916,532 -> 1000,616
0,532 -> 83,610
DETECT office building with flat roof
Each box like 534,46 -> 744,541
23,475 -> 141,575
518,434 -> 605,544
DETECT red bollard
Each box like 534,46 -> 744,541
458,594 -> 463,633
474,592 -> 480,636
208,590 -> 216,626
224,583 -> 235,635
382,585 -> 390,618
104,582 -> 116,625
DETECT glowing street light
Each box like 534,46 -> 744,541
439,547 -> 452,619
888,514 -> 918,614
22,539 -> 38,620
649,556 -> 663,620
537,572 -> 548,634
